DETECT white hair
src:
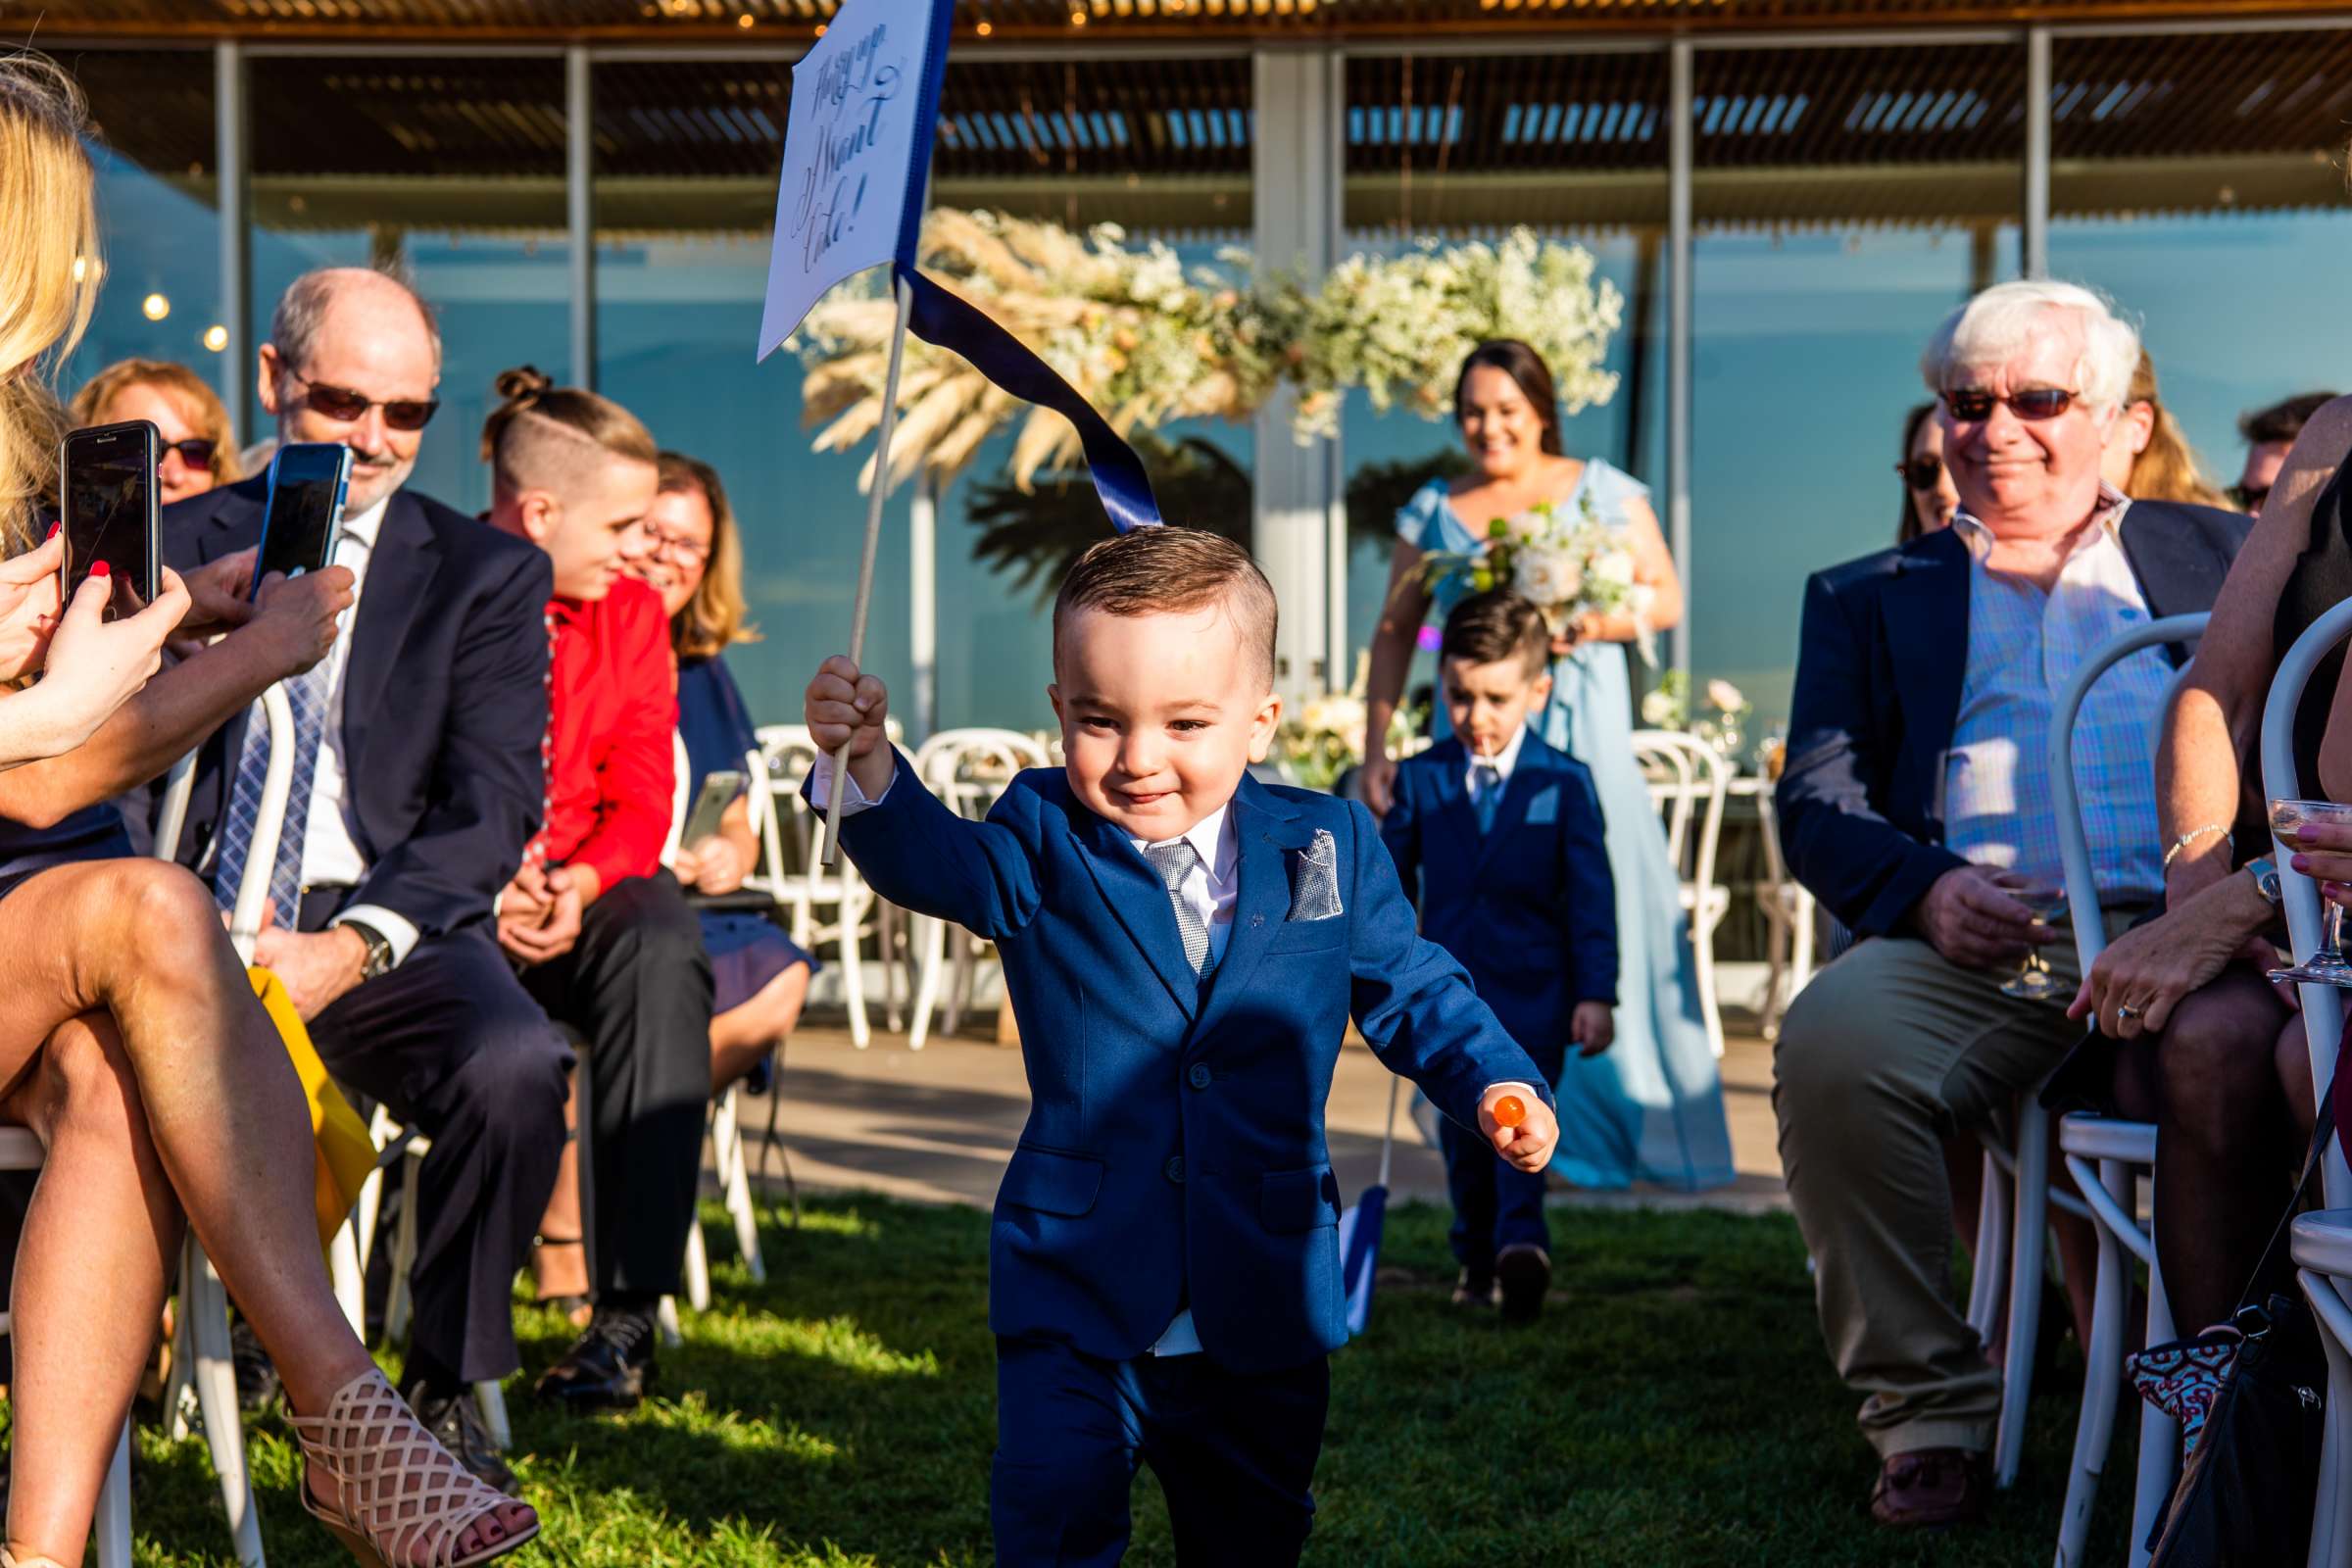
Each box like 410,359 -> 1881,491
1919,279 -> 2140,414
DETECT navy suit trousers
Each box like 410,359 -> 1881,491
992,1335 -> 1328,1567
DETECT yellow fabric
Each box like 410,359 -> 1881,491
248,967 -> 377,1247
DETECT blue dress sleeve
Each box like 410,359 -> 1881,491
1395,480 -> 1453,550
1582,459 -> 1652,524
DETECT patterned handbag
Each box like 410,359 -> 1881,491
2128,1325 -> 2247,1463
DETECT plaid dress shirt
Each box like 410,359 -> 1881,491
1942,489 -> 2169,903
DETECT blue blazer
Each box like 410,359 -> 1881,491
1775,501 -> 2248,938
1381,731 -> 1617,1074
135,477 -> 554,941
828,759 -> 1549,1374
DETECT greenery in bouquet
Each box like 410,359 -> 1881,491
1417,489 -> 1649,651
1281,227 -> 1624,443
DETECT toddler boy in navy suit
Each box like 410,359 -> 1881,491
804,528 -> 1558,1568
1381,590 -> 1619,1323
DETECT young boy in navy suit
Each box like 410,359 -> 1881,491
804,528 -> 1557,1568
1381,589 -> 1618,1324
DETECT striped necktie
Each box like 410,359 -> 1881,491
213,661 -> 330,923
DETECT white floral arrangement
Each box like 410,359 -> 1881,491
1281,227 -> 1624,443
1421,490 -> 1654,659
1274,656 -> 1419,791
792,213 -> 1621,493
1642,671 -> 1754,760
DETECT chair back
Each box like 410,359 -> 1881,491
913,728 -> 1052,820
157,683 -> 298,964
2260,596 -> 2352,1207
2048,612 -> 2209,975
661,731 -> 692,867
1633,728 -> 1730,900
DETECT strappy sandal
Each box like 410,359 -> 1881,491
5,1548 -> 74,1568
286,1366 -> 540,1568
529,1235 -> 592,1330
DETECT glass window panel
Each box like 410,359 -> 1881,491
2050,29 -> 2352,497
56,50 -> 226,409
249,55 -> 570,517
1692,42 -> 2025,739
1340,50 -> 1668,710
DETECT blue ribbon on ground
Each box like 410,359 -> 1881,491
894,263 -> 1164,533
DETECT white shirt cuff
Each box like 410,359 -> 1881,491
1486,1081 -> 1542,1111
807,753 -> 895,816
333,903 -> 420,968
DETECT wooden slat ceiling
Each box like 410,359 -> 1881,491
15,0 -> 2352,43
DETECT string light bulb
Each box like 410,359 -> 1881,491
141,293 -> 170,321
202,324 -> 228,353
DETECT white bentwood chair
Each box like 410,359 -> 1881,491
904,729 -> 1052,1051
2258,595 -> 2352,1568
2031,612 -> 2208,1567
749,723 -> 899,1047
1632,729 -> 1731,1059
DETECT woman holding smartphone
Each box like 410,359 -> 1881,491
0,55 -> 538,1568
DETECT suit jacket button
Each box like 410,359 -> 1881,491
1188,1063 -> 1211,1090
1164,1155 -> 1186,1185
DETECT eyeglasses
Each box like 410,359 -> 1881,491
1941,387 -> 2080,423
2229,483 -> 2270,513
1894,457 -> 1945,493
288,370 -> 440,432
159,437 -> 218,471
648,531 -> 711,566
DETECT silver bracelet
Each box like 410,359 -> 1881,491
2162,821 -> 2233,869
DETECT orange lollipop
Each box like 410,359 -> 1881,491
1492,1094 -> 1527,1130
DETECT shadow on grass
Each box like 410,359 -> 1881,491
93,1193 -> 2133,1568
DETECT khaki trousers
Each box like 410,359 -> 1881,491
1771,915 -> 2133,1457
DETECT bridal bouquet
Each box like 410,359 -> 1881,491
1427,492 -> 1654,660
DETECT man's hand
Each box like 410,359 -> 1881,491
1912,865 -> 2059,970
1570,1001 -> 1615,1057
498,862 -> 584,966
2068,869 -> 2278,1039
251,922 -> 368,1022
245,565 -> 357,679
806,655 -> 895,801
0,530 -> 64,681
678,834 -> 750,896
1479,1085 -> 1557,1174
176,548 -> 260,640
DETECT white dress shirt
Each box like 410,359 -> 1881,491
1464,724 -> 1529,797
288,496 -> 418,964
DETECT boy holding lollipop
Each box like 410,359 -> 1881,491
803,526 -> 1553,1566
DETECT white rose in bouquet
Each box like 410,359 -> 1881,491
1514,547 -> 1584,612
1507,508 -> 1550,543
1589,548 -> 1638,590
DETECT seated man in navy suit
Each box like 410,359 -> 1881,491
150,268 -> 567,1489
804,527 -> 1556,1568
1381,588 -> 1616,1323
1773,280 -> 2250,1531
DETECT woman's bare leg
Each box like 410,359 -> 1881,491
532,1071 -> 589,1309
0,859 -> 532,1554
5,1014 -> 182,1564
709,961 -> 808,1094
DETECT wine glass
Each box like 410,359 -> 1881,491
2000,886 -> 2071,1001
2269,798 -> 2352,988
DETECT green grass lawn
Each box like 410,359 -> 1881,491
66,1196 -> 2135,1566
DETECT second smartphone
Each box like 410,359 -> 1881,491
252,441 -> 354,595
59,419 -> 161,622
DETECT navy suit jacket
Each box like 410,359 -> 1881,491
1776,500 -> 2250,938
1381,731 -> 1618,1075
142,476 -> 554,941
828,758 -> 1550,1374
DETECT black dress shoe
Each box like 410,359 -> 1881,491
1496,1243 -> 1552,1324
535,1309 -> 657,1412
405,1380 -> 518,1495
230,1318 -> 282,1412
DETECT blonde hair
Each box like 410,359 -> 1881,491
480,365 -> 657,501
2123,351 -> 2230,510
69,359 -> 244,485
0,53 -> 102,545
656,451 -> 760,661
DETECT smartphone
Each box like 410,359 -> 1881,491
59,420 -> 160,622
253,441 -> 354,596
681,770 -> 744,848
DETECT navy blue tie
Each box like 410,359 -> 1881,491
1472,763 -> 1502,835
213,661 -> 330,924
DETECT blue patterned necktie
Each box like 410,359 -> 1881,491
1472,762 -> 1503,835
213,660 -> 331,923
1143,839 -> 1213,977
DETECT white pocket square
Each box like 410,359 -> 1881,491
1287,829 -> 1344,921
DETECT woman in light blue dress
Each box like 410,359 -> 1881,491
1361,340 -> 1735,1192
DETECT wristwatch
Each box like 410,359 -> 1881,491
2245,857 -> 2284,906
340,918 -> 395,981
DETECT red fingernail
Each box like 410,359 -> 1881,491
90,561 -> 110,578
45,522 -> 59,541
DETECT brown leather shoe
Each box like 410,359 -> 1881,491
1869,1447 -> 1988,1529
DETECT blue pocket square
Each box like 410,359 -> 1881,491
1286,829 -> 1344,921
1525,784 -> 1559,825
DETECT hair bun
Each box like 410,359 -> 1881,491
493,365 -> 553,405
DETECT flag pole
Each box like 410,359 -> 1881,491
821,268 -> 916,867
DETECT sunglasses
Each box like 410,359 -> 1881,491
159,437 -> 218,470
1941,387 -> 2080,423
289,370 -> 440,432
2229,483 -> 2270,513
1895,457 -> 1945,493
